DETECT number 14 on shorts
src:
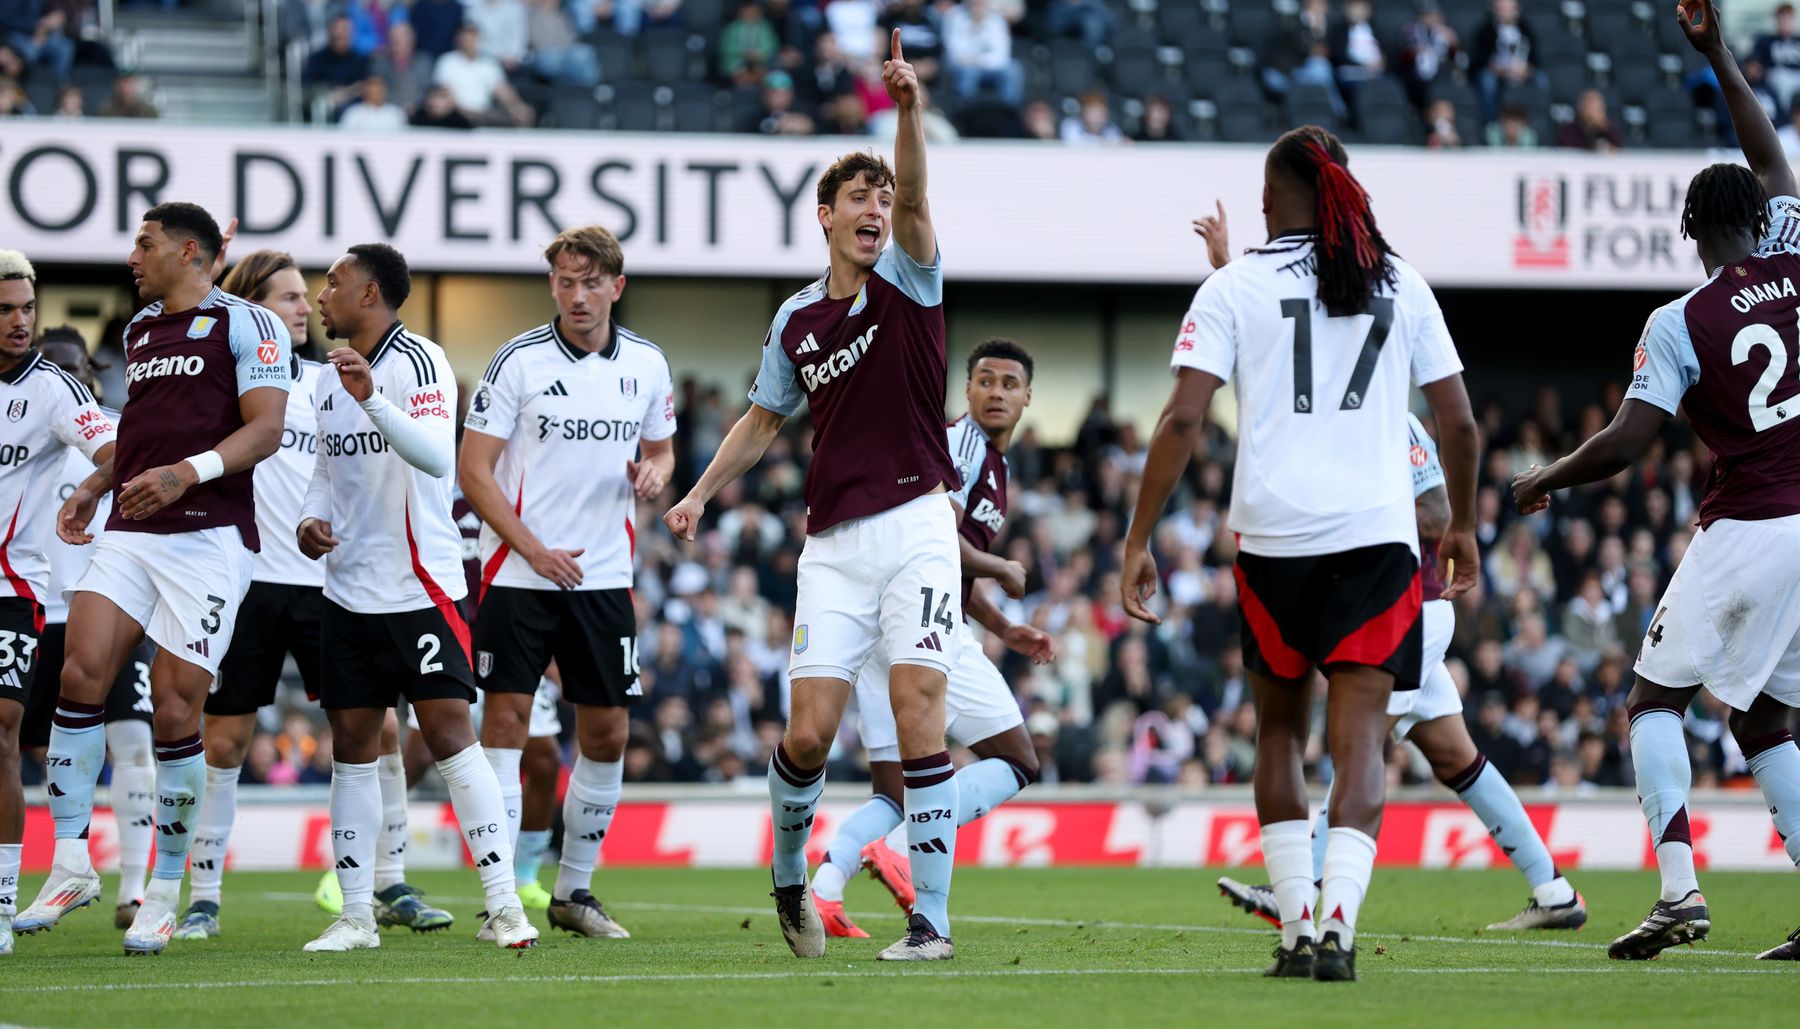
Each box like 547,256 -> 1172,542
919,587 -> 956,633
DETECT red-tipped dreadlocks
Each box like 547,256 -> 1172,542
1269,127 -> 1398,317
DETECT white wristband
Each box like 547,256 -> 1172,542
184,450 -> 225,484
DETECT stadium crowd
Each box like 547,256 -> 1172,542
21,367 -> 1749,799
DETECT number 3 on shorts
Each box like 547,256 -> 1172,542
200,594 -> 226,635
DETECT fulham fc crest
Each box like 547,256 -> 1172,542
620,377 -> 638,399
476,651 -> 493,678
6,399 -> 26,422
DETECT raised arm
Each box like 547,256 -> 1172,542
883,29 -> 936,265
1682,0 -> 1798,198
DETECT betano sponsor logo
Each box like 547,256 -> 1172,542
800,324 -> 878,392
127,354 -> 205,384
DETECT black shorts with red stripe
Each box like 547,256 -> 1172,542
1234,542 -> 1423,690
319,599 -> 475,710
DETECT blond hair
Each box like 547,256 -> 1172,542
544,225 -> 624,277
0,250 -> 36,283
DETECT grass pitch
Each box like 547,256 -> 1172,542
2,866 -> 1793,1028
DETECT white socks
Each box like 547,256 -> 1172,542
1318,826 -> 1378,949
767,744 -> 824,890
149,735 -> 205,884
1630,704 -> 1699,901
1261,819 -> 1316,950
328,759 -> 381,920
485,746 -> 524,853
437,743 -> 517,911
105,720 -> 154,906
186,762 -> 242,905
1744,730 -> 1800,870
901,752 -> 959,937
0,842 -> 19,918
374,752 -> 409,892
812,795 -> 903,902
555,755 -> 623,901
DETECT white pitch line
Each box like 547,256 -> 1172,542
248,893 -> 1762,957
4,964 -> 1796,997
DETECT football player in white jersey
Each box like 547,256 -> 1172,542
19,330 -> 155,934
460,225 -> 675,939
0,252 -> 119,957
1191,207 -> 1586,933
1122,127 -> 1480,981
175,251 -> 451,942
297,243 -> 535,952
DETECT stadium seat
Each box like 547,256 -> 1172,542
1227,3 -> 1275,49
1352,76 -> 1410,122
1360,106 -> 1422,146
1610,62 -> 1662,105
1158,3 -> 1207,46
1048,40 -> 1099,97
641,28 -> 697,82
1109,45 -> 1167,95
1584,8 -> 1641,50
589,31 -> 635,82
1284,82 -> 1341,130
71,64 -> 115,113
1111,23 -> 1160,52
957,97 -> 1024,138
609,82 -> 661,131
680,0 -> 727,35
1427,79 -> 1481,121
549,91 -> 600,130
1546,64 -> 1590,105
1217,104 -> 1270,141
1206,75 -> 1264,114
727,85 -> 764,133
669,82 -> 720,132
1647,115 -> 1702,149
25,77 -> 57,115
1533,28 -> 1588,68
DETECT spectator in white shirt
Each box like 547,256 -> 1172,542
825,0 -> 879,63
338,74 -> 411,131
1059,90 -> 1125,145
464,0 -> 528,70
943,0 -> 1021,106
433,24 -> 534,125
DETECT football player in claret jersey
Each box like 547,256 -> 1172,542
1190,209 -> 1586,933
175,251 -> 450,942
296,243 -> 535,952
1122,128 -> 1480,981
0,257 -> 120,957
811,338 -> 1055,938
18,203 -> 293,956
460,224 -> 674,939
1513,0 -> 1800,962
665,32 -> 966,961
17,329 -> 157,935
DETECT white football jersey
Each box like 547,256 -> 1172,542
250,358 -> 326,588
463,320 -> 675,592
1171,234 -> 1463,557
0,353 -> 116,606
45,423 -> 116,624
302,324 -> 464,614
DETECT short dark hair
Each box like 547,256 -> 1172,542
142,202 -> 223,262
347,242 -> 411,310
967,337 -> 1034,383
35,324 -> 87,351
816,150 -> 895,210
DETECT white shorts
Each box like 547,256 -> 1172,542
413,676 -> 561,737
789,492 -> 964,682
71,527 -> 254,677
856,634 -> 1025,762
1634,514 -> 1800,711
1388,599 -> 1459,736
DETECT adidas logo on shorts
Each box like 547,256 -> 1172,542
915,632 -> 944,652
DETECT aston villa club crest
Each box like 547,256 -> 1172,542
187,316 -> 218,339
477,651 -> 493,678
792,624 -> 809,654
5,399 -> 25,422
620,377 -> 638,399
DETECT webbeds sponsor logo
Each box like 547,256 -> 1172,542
408,387 -> 450,420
